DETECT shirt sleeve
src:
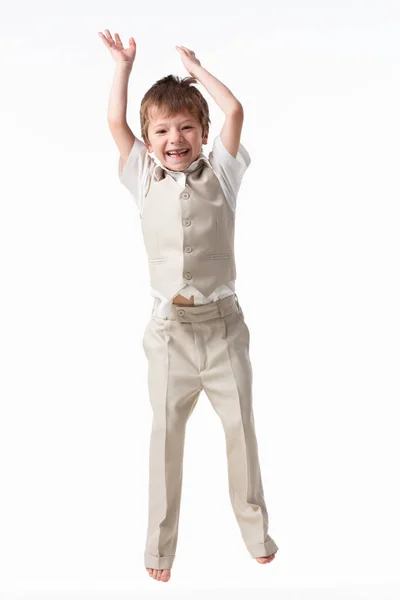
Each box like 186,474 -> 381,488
118,137 -> 151,215
208,134 -> 251,212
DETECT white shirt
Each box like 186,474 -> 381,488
118,134 -> 251,318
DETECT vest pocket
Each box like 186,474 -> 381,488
149,257 -> 165,263
206,253 -> 229,260
146,230 -> 165,263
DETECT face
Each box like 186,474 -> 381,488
145,108 -> 208,171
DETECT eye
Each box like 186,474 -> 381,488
155,125 -> 192,134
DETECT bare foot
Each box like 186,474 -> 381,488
146,567 -> 171,582
256,552 -> 276,564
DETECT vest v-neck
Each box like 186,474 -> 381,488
156,162 -> 210,193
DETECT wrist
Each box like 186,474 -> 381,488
190,64 -> 206,79
115,60 -> 133,70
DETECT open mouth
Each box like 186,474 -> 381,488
166,149 -> 190,159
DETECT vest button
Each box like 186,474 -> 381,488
184,245 -> 192,253
184,272 -> 192,280
182,192 -> 189,199
183,219 -> 191,226
177,309 -> 185,316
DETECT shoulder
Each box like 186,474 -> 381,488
118,137 -> 152,215
208,133 -> 251,171
207,135 -> 251,212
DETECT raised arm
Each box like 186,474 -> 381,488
98,30 -> 137,166
176,46 -> 244,158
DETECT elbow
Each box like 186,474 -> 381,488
227,103 -> 244,117
233,102 -> 244,112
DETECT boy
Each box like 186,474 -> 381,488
99,30 -> 279,583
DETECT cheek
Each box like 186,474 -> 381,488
189,132 -> 201,144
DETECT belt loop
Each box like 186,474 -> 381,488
217,298 -> 224,318
162,318 -> 172,342
234,292 -> 242,316
220,318 -> 227,339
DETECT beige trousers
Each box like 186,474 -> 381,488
142,293 -> 279,570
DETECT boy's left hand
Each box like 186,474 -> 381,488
176,46 -> 201,76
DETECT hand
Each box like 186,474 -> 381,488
98,30 -> 136,65
176,46 -> 202,76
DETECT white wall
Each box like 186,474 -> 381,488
0,0 -> 399,597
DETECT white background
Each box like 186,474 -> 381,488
1,0 -> 399,598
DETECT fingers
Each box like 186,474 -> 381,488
181,46 -> 195,54
98,29 -> 115,48
97,31 -> 109,47
114,32 -> 123,50
98,29 -> 136,50
176,45 -> 194,55
104,29 -> 115,45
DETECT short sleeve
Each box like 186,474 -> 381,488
118,137 -> 151,215
208,134 -> 251,212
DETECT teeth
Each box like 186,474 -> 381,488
168,149 -> 188,156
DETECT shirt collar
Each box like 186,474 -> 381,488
151,151 -> 211,182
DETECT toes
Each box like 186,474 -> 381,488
256,553 -> 276,564
146,566 -> 171,582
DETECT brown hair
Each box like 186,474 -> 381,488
140,74 -> 211,145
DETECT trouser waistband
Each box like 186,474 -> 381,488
152,293 -> 241,323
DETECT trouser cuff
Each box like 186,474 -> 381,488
144,553 -> 175,569
247,539 -> 279,559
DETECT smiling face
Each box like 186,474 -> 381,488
145,107 -> 209,171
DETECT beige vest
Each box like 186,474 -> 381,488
140,158 -> 236,299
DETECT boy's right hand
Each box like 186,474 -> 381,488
98,29 -> 136,65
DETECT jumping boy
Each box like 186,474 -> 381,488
98,30 -> 279,583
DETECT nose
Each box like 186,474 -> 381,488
170,129 -> 184,143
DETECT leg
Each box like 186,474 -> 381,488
200,310 -> 279,559
142,317 -> 202,571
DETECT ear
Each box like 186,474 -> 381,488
202,127 -> 209,146
145,142 -> 153,153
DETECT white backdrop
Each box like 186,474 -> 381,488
1,0 -> 399,598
